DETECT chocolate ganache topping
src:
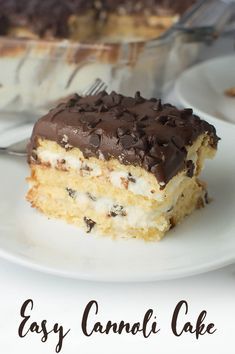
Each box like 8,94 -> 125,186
28,91 -> 219,185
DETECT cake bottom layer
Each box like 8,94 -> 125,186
27,176 -> 207,241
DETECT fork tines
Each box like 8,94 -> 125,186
85,78 -> 108,96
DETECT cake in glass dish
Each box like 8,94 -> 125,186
0,0 -> 195,41
26,91 -> 219,240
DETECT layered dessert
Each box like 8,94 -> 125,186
0,0 -> 195,41
27,91 -> 219,240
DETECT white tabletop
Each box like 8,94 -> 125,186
0,34 -> 235,353
0,258 -> 234,354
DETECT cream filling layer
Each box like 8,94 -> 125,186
71,190 -> 171,231
37,149 -> 189,202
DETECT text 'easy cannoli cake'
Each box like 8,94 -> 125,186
27,91 -> 219,240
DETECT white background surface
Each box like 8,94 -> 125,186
0,258 -> 235,354
175,55 -> 235,124
0,33 -> 235,353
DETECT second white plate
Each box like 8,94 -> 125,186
175,55 -> 235,124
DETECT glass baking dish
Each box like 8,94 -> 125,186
0,0 -> 234,114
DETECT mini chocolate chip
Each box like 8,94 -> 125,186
117,127 -> 129,137
87,118 -> 101,129
188,115 -> 201,126
150,164 -> 161,174
102,94 -> 116,108
66,187 -> 76,199
186,160 -> 195,177
143,155 -> 156,170
111,107 -> 124,118
57,159 -> 67,169
163,103 -> 173,108
95,128 -> 104,135
135,91 -> 144,103
81,164 -> 92,172
66,93 -> 80,107
126,147 -> 135,156
138,114 -> 148,121
98,104 -> 108,113
87,192 -> 96,201
108,204 -> 127,217
149,145 -> 162,159
204,192 -> 210,204
167,206 -> 173,212
131,132 -> 138,139
170,217 -> 176,229
133,137 -> 147,150
155,115 -> 168,124
138,150 -> 145,159
89,134 -> 100,148
183,108 -> 193,115
165,119 -> 176,127
133,121 -> 145,131
127,172 -> 136,183
174,119 -> 185,127
112,93 -> 122,105
120,135 -> 136,149
84,217 -> 96,233
171,136 -> 184,149
31,150 -> 38,162
152,99 -> 162,111
93,98 -> 102,106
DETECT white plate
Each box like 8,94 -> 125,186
175,55 -> 235,124
0,119 -> 235,282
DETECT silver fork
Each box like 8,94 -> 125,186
85,78 -> 107,96
0,78 -> 108,157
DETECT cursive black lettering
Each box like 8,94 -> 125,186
18,299 -> 34,338
81,300 -> 160,337
82,300 -> 98,336
142,310 -> 160,338
171,300 -> 217,339
171,300 -> 188,337
18,299 -> 70,353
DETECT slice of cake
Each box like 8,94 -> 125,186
26,91 -> 219,240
